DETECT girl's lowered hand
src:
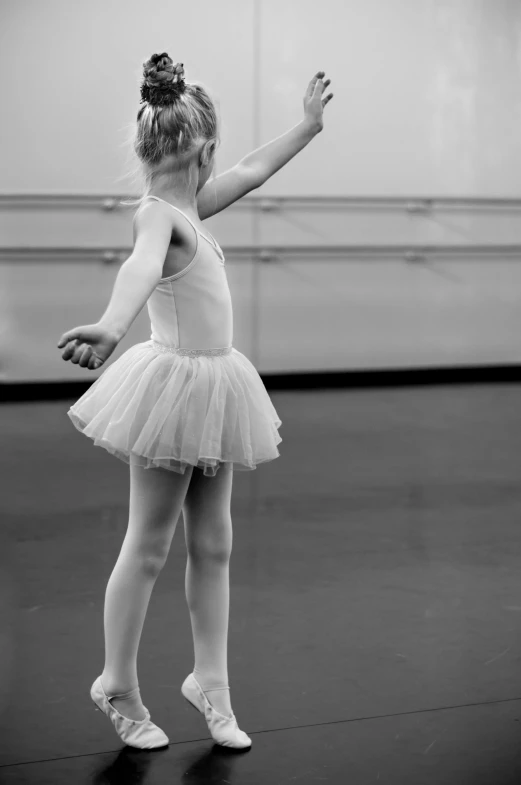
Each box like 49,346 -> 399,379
303,71 -> 333,132
57,323 -> 120,370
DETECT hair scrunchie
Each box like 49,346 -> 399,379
140,53 -> 186,106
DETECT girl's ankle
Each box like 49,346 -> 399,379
193,669 -> 229,691
101,674 -> 139,697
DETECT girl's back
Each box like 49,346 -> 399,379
140,195 -> 234,352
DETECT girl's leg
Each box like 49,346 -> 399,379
100,461 -> 194,720
182,463 -> 234,718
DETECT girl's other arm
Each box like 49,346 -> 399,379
98,203 -> 172,340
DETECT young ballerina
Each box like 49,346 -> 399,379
57,52 -> 333,750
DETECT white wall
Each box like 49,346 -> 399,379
1,0 -> 521,381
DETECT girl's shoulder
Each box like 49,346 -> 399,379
132,198 -> 194,249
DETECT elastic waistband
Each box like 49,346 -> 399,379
151,340 -> 233,357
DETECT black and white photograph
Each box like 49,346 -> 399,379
1,1 -> 521,782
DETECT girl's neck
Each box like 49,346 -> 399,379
150,167 -> 200,212
152,191 -> 197,212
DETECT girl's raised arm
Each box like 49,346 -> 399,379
197,71 -> 333,219
237,71 -> 333,185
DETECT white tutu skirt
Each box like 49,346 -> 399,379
67,340 -> 282,476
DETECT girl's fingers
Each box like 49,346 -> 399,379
308,71 -> 325,96
313,76 -> 332,98
78,344 -> 93,368
60,338 -> 101,367
57,332 -> 78,349
61,339 -> 80,361
70,343 -> 88,365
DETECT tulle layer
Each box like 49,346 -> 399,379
67,340 -> 282,476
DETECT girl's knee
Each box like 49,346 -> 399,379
187,520 -> 233,562
122,537 -> 171,573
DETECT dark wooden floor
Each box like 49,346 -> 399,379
1,382 -> 521,783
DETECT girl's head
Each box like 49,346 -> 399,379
123,53 -> 220,206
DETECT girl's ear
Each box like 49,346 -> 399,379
200,138 -> 217,166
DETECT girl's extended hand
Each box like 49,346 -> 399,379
303,71 -> 333,132
57,323 -> 120,371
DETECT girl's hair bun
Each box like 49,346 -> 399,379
140,53 -> 186,106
